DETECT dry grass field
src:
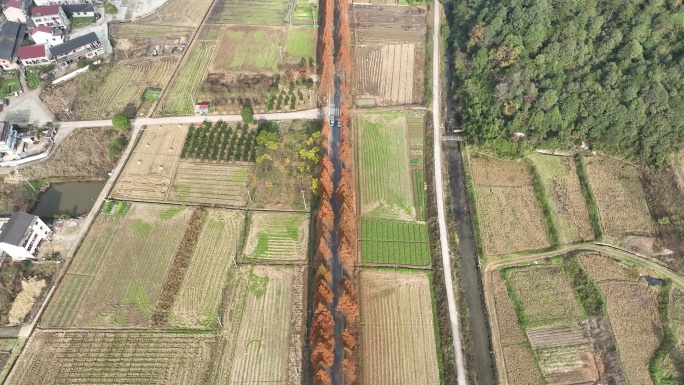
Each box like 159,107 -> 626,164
600,282 -> 662,385
171,209 -> 245,328
360,270 -> 440,385
135,0 -> 215,26
242,212 -> 309,261
506,266 -> 584,326
491,273 -> 526,345
584,156 -> 655,239
579,254 -> 640,283
356,113 -> 416,221
41,204 -> 192,328
529,154 -> 593,243
169,161 -> 250,206
8,331 -> 215,385
502,344 -> 544,385
112,124 -> 187,201
210,265 -> 305,384
471,156 -> 550,255
351,5 -> 426,106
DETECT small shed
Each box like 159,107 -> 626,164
194,103 -> 209,115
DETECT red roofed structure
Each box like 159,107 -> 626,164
18,44 -> 50,66
30,5 -> 69,29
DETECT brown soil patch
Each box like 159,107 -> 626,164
579,254 -> 639,283
502,343 -> 543,385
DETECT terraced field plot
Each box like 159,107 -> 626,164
471,156 -> 550,255
505,266 -> 584,326
209,0 -> 293,25
529,154 -> 593,244
112,24 -> 194,40
210,265 -> 305,384
157,41 -> 216,116
356,113 -> 415,221
8,331 -> 215,385
584,156 -> 655,239
112,125 -> 187,201
171,209 -> 245,328
360,219 -> 429,265
599,282 -> 662,385
242,212 -> 309,261
41,204 -> 193,328
73,57 -> 178,119
360,270 -> 440,385
169,161 -> 250,206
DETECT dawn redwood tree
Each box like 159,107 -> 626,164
315,236 -> 333,264
315,279 -> 334,306
336,169 -> 354,208
319,155 -> 334,177
343,358 -> 357,385
337,292 -> 359,322
316,199 -> 334,233
319,166 -> 334,200
311,302 -> 335,348
313,369 -> 332,385
338,242 -> 354,274
341,329 -> 356,350
338,139 -> 352,170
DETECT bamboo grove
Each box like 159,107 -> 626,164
311,0 -> 358,382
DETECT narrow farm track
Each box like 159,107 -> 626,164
483,242 -> 684,385
431,1 -> 467,383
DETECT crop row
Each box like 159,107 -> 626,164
180,121 -> 256,162
360,219 -> 429,265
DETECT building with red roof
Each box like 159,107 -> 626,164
31,24 -> 63,46
18,44 -> 50,67
2,0 -> 28,23
30,5 -> 69,29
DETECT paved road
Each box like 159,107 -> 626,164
482,243 -> 684,385
58,109 -> 322,129
431,2 -> 467,384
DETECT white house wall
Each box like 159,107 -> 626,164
0,242 -> 33,260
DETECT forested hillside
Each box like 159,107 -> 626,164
448,0 -> 684,166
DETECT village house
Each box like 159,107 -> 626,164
0,121 -> 19,155
49,31 -> 103,64
31,5 -> 69,29
1,0 -> 28,23
18,44 -> 50,66
0,212 -> 51,260
0,20 -> 25,69
30,24 -> 63,46
61,4 -> 95,18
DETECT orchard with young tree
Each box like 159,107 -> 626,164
447,0 -> 684,167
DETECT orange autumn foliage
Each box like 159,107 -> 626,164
338,140 -> 352,169
338,201 -> 355,246
339,278 -> 357,298
311,302 -> 335,347
319,167 -> 333,200
343,358 -> 356,384
336,169 -> 353,207
338,241 -> 354,272
314,368 -> 332,385
341,329 -> 356,350
316,199 -> 334,232
311,342 -> 334,368
315,236 -> 332,264
314,279 -> 334,306
337,292 -> 359,322
319,154 -> 334,176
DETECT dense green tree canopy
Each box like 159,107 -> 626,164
448,0 -> 684,166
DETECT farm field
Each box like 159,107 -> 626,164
208,27 -> 283,72
504,266 -> 584,327
242,212 -> 309,261
351,5 -> 426,106
360,270 -> 440,384
529,154 -> 594,244
74,57 -> 178,119
157,41 -> 216,116
471,156 -> 551,256
110,24 -> 194,58
210,265 -> 305,384
169,161 -> 250,206
579,254 -> 640,283
583,156 -> 655,239
356,113 -> 416,221
112,125 -> 251,205
112,124 -> 187,201
41,204 -> 193,328
360,219 -> 429,265
180,121 -> 257,163
208,0 -> 293,25
171,209 -> 245,328
599,282 -> 662,385
135,0 -> 215,26
407,116 -> 426,220
8,331 -> 215,384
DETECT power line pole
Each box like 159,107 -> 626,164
300,189 -> 307,210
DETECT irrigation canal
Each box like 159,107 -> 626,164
442,4 -> 496,384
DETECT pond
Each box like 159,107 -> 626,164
31,181 -> 105,218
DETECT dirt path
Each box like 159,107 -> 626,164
482,242 -> 684,385
431,2 -> 466,384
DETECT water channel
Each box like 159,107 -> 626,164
442,3 -> 496,383
31,181 -> 105,218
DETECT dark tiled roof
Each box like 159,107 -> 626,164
61,4 -> 94,14
0,213 -> 35,246
0,21 -> 25,60
49,32 -> 98,56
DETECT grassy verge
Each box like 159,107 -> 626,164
70,16 -> 94,28
562,256 -> 604,317
424,112 -> 458,384
649,282 -> 681,384
527,161 -> 560,248
575,155 -> 603,239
